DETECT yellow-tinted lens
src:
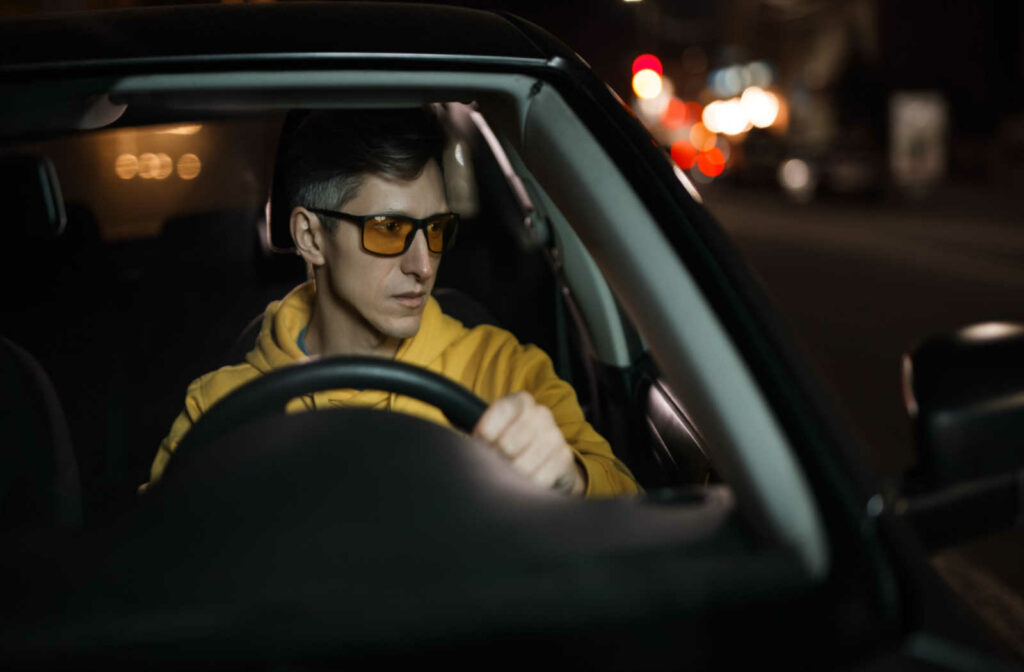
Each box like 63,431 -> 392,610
425,214 -> 457,253
362,216 -> 413,255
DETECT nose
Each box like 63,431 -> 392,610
399,229 -> 437,281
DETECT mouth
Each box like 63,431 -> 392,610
393,291 -> 427,309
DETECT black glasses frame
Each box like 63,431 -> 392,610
307,208 -> 460,257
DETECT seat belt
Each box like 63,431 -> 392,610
466,109 -> 604,427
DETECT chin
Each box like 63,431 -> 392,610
377,314 -> 423,341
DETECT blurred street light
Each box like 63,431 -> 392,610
740,87 -> 780,128
778,158 -> 816,202
632,69 -> 663,100
632,54 -> 662,76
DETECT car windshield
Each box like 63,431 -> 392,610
2,103 -> 702,516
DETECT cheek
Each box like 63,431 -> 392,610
330,242 -> 371,298
348,256 -> 401,302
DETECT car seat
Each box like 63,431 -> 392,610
0,336 -> 82,528
0,155 -> 82,528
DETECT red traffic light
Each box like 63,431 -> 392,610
632,54 -> 662,76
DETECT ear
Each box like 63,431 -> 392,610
290,206 -> 326,266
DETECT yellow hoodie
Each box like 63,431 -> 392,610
144,282 -> 639,497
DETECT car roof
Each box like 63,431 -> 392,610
0,2 -> 567,72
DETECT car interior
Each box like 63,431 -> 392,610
1,69 -> 829,620
2,104 -> 712,516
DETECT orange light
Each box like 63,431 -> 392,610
632,54 -> 662,76
154,153 -> 173,180
138,153 -> 158,179
176,153 -> 201,180
156,124 -> 202,136
115,153 -> 138,180
632,69 -> 663,99
685,102 -> 703,124
697,148 -> 726,177
660,98 -> 689,129
689,122 -> 717,151
670,140 -> 698,170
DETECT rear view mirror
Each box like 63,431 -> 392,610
898,322 -> 1024,550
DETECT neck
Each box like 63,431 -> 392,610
305,289 -> 401,360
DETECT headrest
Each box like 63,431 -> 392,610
0,155 -> 66,240
266,109 -> 311,252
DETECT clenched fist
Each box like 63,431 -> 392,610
472,391 -> 586,495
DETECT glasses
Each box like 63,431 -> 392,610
308,208 -> 460,256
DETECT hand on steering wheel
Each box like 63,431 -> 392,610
169,356 -> 583,495
474,391 -> 586,495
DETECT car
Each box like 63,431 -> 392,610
0,3 -> 1021,669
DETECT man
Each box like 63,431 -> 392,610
142,108 -> 638,497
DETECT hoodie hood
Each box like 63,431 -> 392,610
246,281 -> 315,374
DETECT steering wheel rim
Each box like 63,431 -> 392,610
170,356 -> 489,467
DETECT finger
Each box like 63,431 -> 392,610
490,396 -> 544,459
510,421 -> 563,477
506,403 -> 560,472
532,443 -> 577,490
473,392 -> 528,443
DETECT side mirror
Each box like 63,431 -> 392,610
898,322 -> 1024,550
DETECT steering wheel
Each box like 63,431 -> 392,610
169,356 -> 489,469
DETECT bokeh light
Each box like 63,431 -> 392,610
710,66 -> 744,98
637,75 -> 673,120
632,53 -> 663,76
138,153 -> 158,179
632,69 -> 663,99
689,121 -> 717,151
154,153 -> 173,180
740,86 -> 780,128
746,61 -> 773,88
660,98 -> 689,129
176,153 -> 201,180
685,102 -> 703,125
115,153 -> 138,180
704,98 -> 750,135
697,147 -> 726,177
670,139 -> 698,169
779,158 -> 811,191
778,158 -> 815,202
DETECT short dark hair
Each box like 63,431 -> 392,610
282,107 -> 446,230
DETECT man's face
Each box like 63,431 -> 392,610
318,159 -> 447,341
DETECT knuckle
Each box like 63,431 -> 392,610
515,390 -> 535,406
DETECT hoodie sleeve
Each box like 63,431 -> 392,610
138,378 -> 206,493
471,329 -> 640,497
138,364 -> 261,494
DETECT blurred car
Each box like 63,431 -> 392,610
0,3 -> 1021,669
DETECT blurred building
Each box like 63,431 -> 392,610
559,0 -> 1024,201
